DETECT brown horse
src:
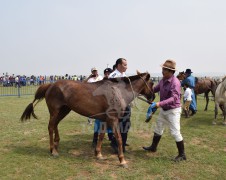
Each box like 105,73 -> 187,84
177,71 -> 217,111
20,72 -> 155,168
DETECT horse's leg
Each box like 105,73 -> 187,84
95,122 -> 106,160
53,106 -> 71,150
48,106 -> 71,156
48,114 -> 57,156
112,121 -> 127,168
223,103 -> 226,125
213,103 -> 218,125
204,92 -> 209,111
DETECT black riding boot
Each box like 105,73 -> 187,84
174,140 -> 186,162
143,133 -> 161,152
190,110 -> 196,116
92,132 -> 98,148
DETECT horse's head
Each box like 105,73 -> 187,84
137,71 -> 155,102
177,71 -> 185,81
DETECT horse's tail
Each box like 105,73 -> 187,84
20,83 -> 52,121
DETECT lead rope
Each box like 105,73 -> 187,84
139,76 -> 153,95
126,77 -> 138,109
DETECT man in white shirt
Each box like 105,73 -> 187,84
85,67 -> 103,126
86,67 -> 103,83
108,58 -> 131,153
85,67 -> 104,147
15,76 -> 20,88
109,59 -> 127,78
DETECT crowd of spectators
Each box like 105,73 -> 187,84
0,73 -> 86,87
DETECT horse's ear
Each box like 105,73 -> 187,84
136,70 -> 141,75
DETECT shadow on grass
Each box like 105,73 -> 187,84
182,112 -> 215,127
10,133 -> 173,168
128,148 -> 170,161
10,133 -> 132,160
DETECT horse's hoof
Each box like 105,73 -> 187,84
120,163 -> 128,168
54,145 -> 58,150
52,150 -> 59,157
212,121 -> 217,125
52,154 -> 59,158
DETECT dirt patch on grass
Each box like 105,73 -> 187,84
65,131 -> 82,136
190,137 -> 202,145
23,129 -> 38,135
190,137 -> 214,152
39,137 -> 48,142
69,149 -> 83,156
136,131 -> 151,139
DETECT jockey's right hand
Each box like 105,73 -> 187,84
145,104 -> 157,123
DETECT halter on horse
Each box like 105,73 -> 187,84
20,72 -> 155,168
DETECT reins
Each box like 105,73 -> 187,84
126,77 -> 138,108
126,74 -> 153,108
137,96 -> 150,103
139,75 -> 153,95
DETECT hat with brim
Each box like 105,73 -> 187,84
185,69 -> 193,74
160,59 -> 177,71
91,67 -> 98,72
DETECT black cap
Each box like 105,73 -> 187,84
104,68 -> 113,74
185,69 -> 193,74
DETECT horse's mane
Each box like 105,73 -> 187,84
222,76 -> 226,82
103,72 -> 150,83
87,72 -> 150,87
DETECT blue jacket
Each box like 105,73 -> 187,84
181,75 -> 195,89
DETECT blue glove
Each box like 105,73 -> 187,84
150,102 -> 156,109
146,106 -> 153,120
145,102 -> 157,122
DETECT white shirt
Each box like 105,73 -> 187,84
15,77 -> 19,82
184,87 -> 192,101
87,75 -> 103,83
108,69 -> 126,78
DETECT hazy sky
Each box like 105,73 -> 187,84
1,0 -> 226,76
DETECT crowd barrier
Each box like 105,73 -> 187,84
0,85 -> 38,97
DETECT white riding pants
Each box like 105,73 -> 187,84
154,107 -> 183,142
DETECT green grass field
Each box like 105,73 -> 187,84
0,95 -> 226,179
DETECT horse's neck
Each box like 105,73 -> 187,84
129,79 -> 144,98
221,80 -> 226,90
117,79 -> 141,104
